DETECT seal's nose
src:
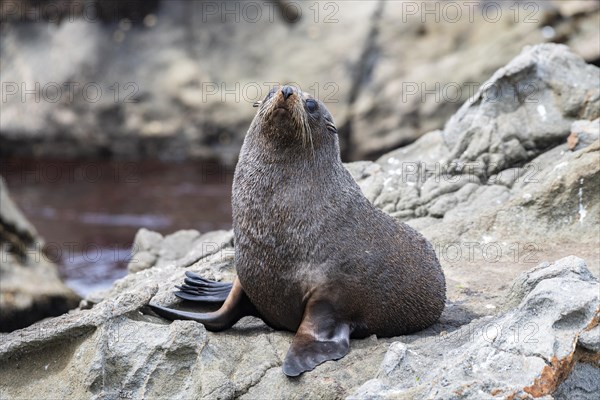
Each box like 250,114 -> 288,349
281,86 -> 294,100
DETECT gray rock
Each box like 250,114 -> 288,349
158,230 -> 202,261
568,119 -> 600,151
127,228 -> 163,273
0,1 -> 379,164
427,193 -> 458,218
443,44 -> 599,176
128,228 -> 233,273
377,130 -> 448,172
0,177 -> 80,332
1,2 -> 598,162
348,45 -> 600,253
555,361 -> 600,400
1,247 -> 596,400
349,3 -> 599,159
377,341 -> 408,377
503,256 -> 596,310
0,177 -> 38,241
553,0 -> 600,18
132,228 -> 163,253
349,256 -> 599,399
578,325 -> 600,353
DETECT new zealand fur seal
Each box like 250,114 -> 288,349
150,85 -> 446,377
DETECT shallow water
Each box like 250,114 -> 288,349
2,158 -> 233,296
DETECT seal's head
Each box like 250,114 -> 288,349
250,85 -> 338,154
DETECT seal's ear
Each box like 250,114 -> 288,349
282,298 -> 350,377
253,101 -> 262,108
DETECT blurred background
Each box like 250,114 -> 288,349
0,0 -> 598,329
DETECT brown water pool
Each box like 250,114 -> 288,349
1,158 -> 233,296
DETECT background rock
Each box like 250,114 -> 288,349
127,227 -> 233,274
1,0 -> 598,163
0,177 -> 80,332
0,0 -> 378,164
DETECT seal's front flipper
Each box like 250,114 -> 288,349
174,271 -> 233,303
282,299 -> 350,377
150,277 -> 257,331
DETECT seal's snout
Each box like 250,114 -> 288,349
281,86 -> 294,100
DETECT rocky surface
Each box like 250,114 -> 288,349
0,177 -> 80,332
349,43 -> 599,235
1,0 -> 598,163
0,251 -> 597,399
126,228 -> 233,274
348,0 -> 600,159
350,257 -> 599,400
0,43 -> 599,398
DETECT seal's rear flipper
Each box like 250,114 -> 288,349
282,300 -> 350,377
150,277 -> 257,331
174,271 -> 233,303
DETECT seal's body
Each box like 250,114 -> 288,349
150,86 -> 446,376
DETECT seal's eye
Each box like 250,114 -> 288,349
306,99 -> 318,113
